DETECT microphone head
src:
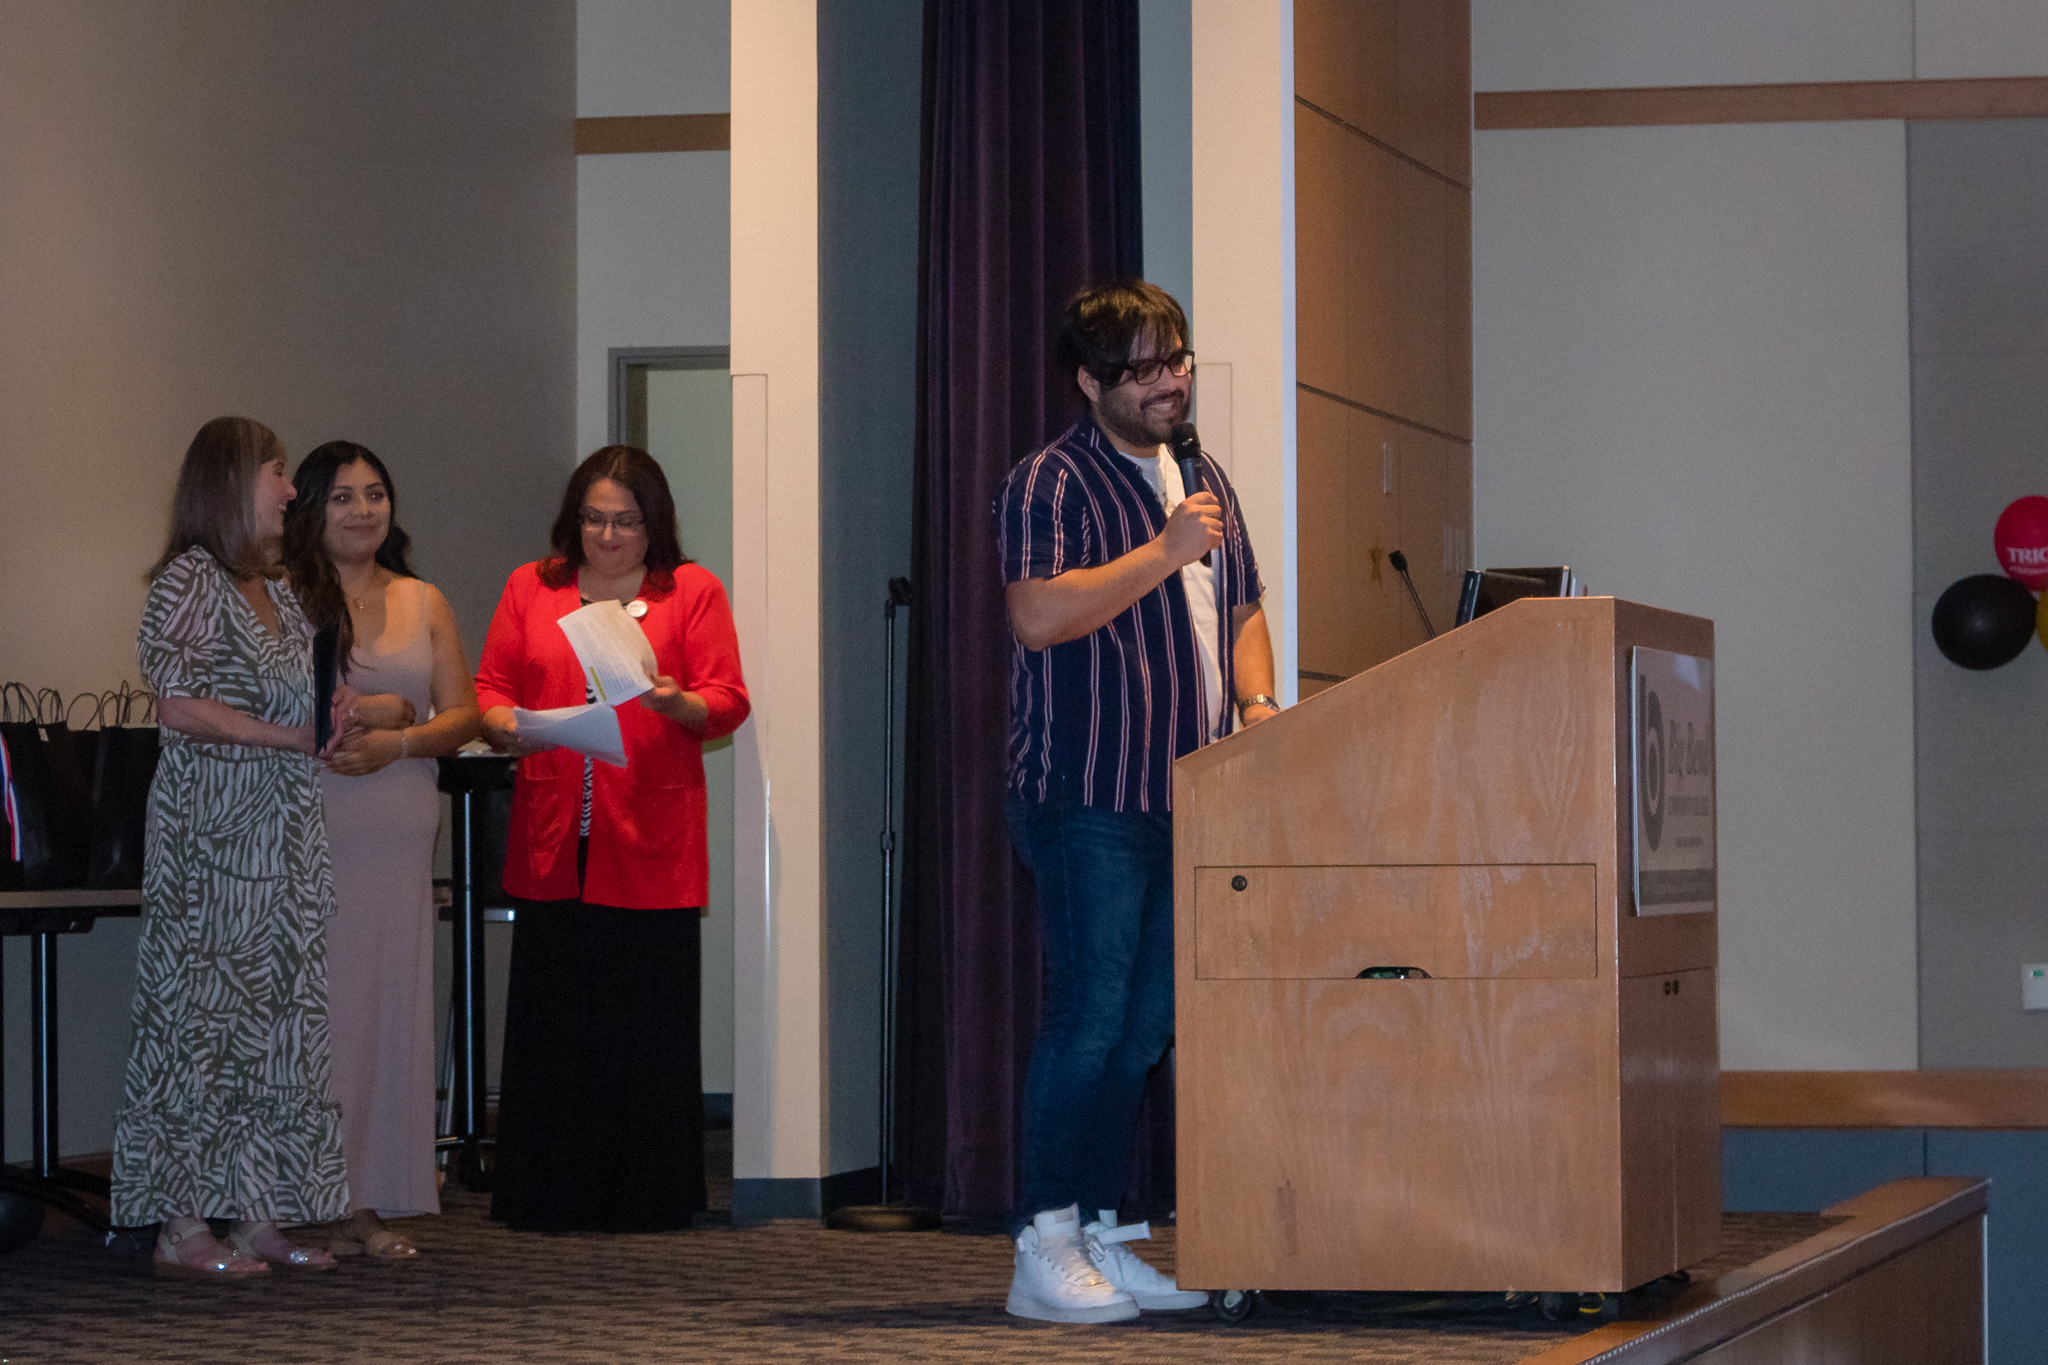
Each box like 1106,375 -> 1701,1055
1388,549 -> 1409,573
1169,421 -> 1200,462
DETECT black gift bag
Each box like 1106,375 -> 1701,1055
0,683 -> 94,890
66,690 -> 105,783
85,683 -> 160,891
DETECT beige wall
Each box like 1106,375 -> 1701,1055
1470,2 -> 2048,1072
575,0 -> 730,454
0,1 -> 576,683
1473,0 -> 2048,90
1471,120 -> 1917,1070
0,0 -> 576,1158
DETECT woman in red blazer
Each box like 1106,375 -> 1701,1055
475,445 -> 748,1232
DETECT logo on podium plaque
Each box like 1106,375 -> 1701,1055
1631,646 -> 1715,916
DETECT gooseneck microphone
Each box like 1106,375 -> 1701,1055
1387,549 -> 1438,640
1168,421 -> 1212,567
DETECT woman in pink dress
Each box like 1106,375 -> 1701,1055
283,440 -> 480,1259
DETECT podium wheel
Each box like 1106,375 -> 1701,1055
1209,1288 -> 1260,1324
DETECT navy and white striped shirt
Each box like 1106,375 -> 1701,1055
995,415 -> 1264,812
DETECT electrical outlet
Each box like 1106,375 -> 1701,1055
2025,964 -> 2048,1011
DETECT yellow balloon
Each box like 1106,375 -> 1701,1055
2036,585 -> 2048,651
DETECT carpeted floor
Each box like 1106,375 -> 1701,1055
0,1136 -> 1831,1365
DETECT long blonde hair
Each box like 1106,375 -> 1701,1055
148,416 -> 285,581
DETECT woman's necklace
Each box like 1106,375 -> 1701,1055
345,568 -> 386,613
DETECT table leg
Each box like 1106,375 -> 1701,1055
30,932 -> 54,1181
437,789 -> 492,1189
0,929 -> 110,1238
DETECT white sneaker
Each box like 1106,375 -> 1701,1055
1084,1210 -> 1208,1310
1007,1205 -> 1140,1323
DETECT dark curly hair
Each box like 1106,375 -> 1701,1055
1055,278 -> 1190,394
537,445 -> 689,592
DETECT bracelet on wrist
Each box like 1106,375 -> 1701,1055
399,728 -> 410,760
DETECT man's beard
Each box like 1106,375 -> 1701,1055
1100,389 -> 1186,449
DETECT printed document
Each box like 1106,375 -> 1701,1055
556,600 -> 658,704
511,703 -> 627,767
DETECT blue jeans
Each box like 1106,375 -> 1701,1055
1007,787 -> 1176,1234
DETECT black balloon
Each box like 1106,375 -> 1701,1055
1931,575 -> 2037,670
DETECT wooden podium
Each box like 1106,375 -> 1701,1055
1173,597 -> 1719,1294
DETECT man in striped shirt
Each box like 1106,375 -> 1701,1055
995,280 -> 1279,1323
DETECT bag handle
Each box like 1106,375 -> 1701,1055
68,691 -> 107,731
101,681 -> 148,728
0,681 -> 29,724
120,683 -> 158,727
35,687 -> 66,727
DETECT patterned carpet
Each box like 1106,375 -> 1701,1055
0,1137 -> 1830,1365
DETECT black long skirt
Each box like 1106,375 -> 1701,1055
489,899 -> 706,1232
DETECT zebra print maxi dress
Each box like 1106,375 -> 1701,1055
110,546 -> 349,1227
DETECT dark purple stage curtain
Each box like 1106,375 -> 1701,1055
897,0 -> 1144,1219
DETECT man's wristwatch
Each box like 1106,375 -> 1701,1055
1242,694 -> 1281,715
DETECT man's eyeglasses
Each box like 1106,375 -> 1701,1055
1120,349 -> 1196,386
580,510 -> 646,533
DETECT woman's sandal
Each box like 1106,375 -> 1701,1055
153,1220 -> 270,1278
329,1209 -> 419,1260
227,1220 -> 339,1271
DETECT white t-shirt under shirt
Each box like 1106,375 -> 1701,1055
1122,448 -> 1224,741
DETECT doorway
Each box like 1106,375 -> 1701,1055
613,347 -> 736,1117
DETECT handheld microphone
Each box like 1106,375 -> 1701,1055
1387,549 -> 1438,640
1168,421 -> 1212,568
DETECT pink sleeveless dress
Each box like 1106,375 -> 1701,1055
319,577 -> 441,1217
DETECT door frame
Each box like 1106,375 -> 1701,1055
608,346 -> 732,446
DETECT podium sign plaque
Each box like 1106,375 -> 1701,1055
1630,646 -> 1715,916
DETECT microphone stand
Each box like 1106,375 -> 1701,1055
826,578 -> 941,1233
1387,549 -> 1438,640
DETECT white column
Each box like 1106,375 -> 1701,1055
730,0 -> 827,1189
1191,0 -> 1297,702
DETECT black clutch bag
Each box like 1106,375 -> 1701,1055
312,626 -> 340,753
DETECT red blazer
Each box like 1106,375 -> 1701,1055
474,560 -> 749,910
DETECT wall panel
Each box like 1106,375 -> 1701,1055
1472,119 -> 1914,1070
1296,0 -> 1470,185
1909,118 -> 2048,1073
1294,0 -> 1470,690
1471,0 -> 1914,94
1294,0 -> 1398,150
0,0 -> 576,1159
1917,0 -> 2048,80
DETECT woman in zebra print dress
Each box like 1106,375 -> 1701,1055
111,416 -> 352,1275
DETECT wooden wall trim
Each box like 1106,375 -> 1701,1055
575,113 -> 730,154
1477,76 -> 2048,131
1723,1069 -> 2048,1129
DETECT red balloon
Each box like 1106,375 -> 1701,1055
1995,496 -> 2048,592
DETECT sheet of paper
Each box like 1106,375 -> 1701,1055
556,599 -> 658,704
512,703 -> 627,767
